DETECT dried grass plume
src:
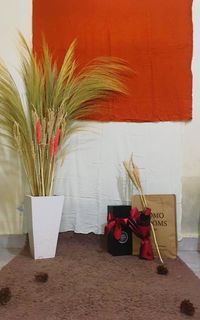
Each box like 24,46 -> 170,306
0,33 -> 130,196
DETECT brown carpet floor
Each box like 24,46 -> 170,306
0,232 -> 199,320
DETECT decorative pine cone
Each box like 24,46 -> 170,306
0,287 -> 11,305
35,272 -> 48,283
180,299 -> 195,316
157,264 -> 169,275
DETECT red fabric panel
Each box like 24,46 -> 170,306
33,0 -> 193,122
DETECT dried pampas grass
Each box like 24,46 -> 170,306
0,33 -> 129,196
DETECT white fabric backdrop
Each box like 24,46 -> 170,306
54,121 -> 183,239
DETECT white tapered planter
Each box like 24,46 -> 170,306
25,195 -> 64,259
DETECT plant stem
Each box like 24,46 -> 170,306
39,147 -> 45,196
49,158 -> 55,196
150,222 -> 164,264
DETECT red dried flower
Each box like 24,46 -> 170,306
54,128 -> 61,156
55,128 -> 61,146
36,119 -> 42,145
50,128 -> 61,158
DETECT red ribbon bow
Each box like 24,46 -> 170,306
129,207 -> 154,260
104,212 -> 128,241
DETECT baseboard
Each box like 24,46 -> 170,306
0,234 -> 26,249
178,237 -> 200,251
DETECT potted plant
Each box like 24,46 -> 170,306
0,34 -> 129,259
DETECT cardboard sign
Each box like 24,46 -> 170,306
132,195 -> 177,259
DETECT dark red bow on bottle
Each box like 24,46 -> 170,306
128,207 -> 154,260
104,212 -> 129,240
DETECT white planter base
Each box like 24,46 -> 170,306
25,195 -> 64,259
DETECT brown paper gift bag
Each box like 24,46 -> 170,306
132,194 -> 177,259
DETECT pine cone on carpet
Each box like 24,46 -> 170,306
0,287 -> 11,305
157,264 -> 168,275
180,299 -> 195,316
35,272 -> 48,283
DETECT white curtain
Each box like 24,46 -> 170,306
54,121 -> 183,239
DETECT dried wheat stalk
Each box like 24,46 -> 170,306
123,154 -> 164,264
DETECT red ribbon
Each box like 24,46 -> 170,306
129,207 -> 154,260
140,239 -> 154,260
104,212 -> 128,241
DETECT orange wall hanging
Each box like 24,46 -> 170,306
33,0 -> 193,122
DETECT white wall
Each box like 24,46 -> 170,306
182,0 -> 200,237
0,0 -> 32,234
0,0 -> 199,239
